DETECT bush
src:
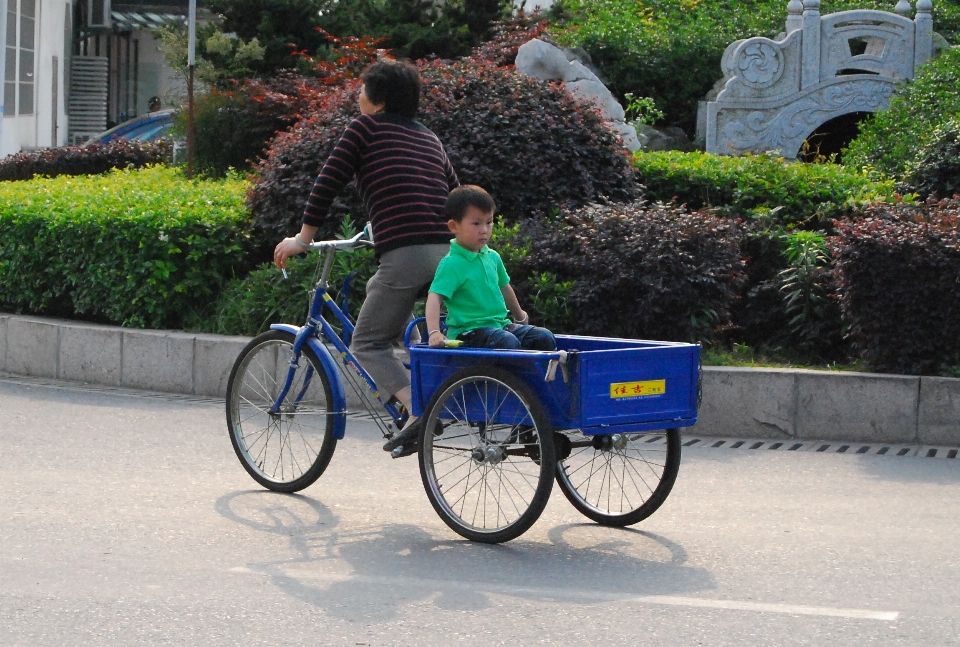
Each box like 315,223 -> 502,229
177,75 -> 315,177
0,140 -> 171,182
314,0 -> 512,60
499,200 -> 746,342
0,166 -> 251,329
183,33 -> 386,178
548,0 -> 960,134
246,86 -> 362,246
210,217 -> 376,336
633,150 -> 897,228
845,47 -> 960,184
900,118 -> 960,199
248,59 -> 641,246
833,197 -> 960,375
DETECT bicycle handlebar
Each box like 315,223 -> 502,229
308,222 -> 374,251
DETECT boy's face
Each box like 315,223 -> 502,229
449,206 -> 494,253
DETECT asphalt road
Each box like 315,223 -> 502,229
1,376 -> 958,646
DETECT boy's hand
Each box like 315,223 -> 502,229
428,330 -> 448,348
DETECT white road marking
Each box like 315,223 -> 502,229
229,566 -> 898,621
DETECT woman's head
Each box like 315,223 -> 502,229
360,59 -> 421,119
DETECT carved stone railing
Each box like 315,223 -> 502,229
696,0 -> 948,158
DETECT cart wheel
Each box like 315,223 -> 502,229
555,429 -> 680,527
226,330 -> 338,493
419,366 -> 555,544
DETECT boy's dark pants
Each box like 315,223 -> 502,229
458,324 -> 556,351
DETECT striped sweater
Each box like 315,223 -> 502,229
302,112 -> 460,256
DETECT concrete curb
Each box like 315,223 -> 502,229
1,313 -> 958,445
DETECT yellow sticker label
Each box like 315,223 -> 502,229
610,380 -> 666,399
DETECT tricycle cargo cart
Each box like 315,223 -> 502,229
226,226 -> 701,543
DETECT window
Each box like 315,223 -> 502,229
4,0 -> 35,116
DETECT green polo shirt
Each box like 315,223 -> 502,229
429,241 -> 512,339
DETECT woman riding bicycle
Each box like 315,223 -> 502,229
273,59 -> 460,451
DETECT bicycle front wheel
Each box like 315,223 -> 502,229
419,366 -> 555,544
226,330 -> 338,493
555,428 -> 681,527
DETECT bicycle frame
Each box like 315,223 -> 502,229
267,224 -> 407,436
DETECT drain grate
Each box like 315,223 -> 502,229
652,434 -> 960,459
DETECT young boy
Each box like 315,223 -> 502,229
383,186 -> 556,457
425,185 -> 556,352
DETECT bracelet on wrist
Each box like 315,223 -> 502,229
428,330 -> 443,336
293,233 -> 311,249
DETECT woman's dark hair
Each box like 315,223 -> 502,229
361,59 -> 421,119
446,185 -> 497,221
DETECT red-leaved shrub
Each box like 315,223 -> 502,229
833,197 -> 960,374
503,200 -> 746,341
0,140 -> 171,182
248,59 -> 641,246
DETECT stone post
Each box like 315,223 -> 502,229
801,0 -> 821,89
915,0 -> 934,71
786,0 -> 804,33
895,0 -> 912,16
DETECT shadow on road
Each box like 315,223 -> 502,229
215,490 -> 716,622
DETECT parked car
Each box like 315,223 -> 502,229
83,109 -> 175,146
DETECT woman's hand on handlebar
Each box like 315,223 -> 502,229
428,330 -> 448,348
274,225 -> 319,269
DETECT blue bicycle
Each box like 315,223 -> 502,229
227,225 -> 702,543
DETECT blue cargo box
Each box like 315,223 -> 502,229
409,335 -> 701,435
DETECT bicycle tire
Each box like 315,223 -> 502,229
419,366 -> 555,543
226,330 -> 338,493
555,428 -> 681,527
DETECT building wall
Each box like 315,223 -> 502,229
133,27 -> 183,115
1,0 -> 70,157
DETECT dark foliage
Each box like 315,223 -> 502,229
204,0 -> 331,75
248,59 -> 641,248
899,119 -> 960,200
185,32 -> 385,177
0,140 -> 171,182
466,14 -> 550,66
418,60 -> 641,218
314,0 -> 512,60
504,200 -> 746,342
178,74 -> 324,177
729,226 -> 791,346
833,197 -> 960,375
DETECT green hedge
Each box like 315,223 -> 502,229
0,166 -> 251,329
633,151 -> 897,227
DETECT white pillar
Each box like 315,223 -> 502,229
801,0 -> 821,89
915,0 -> 934,71
786,0 -> 804,33
895,0 -> 912,16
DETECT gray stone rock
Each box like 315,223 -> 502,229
565,60 -> 600,83
635,124 -> 695,152
516,38 -> 638,150
566,79 -> 625,121
607,121 -> 642,151
515,39 -> 571,81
